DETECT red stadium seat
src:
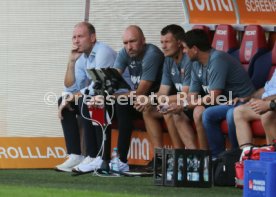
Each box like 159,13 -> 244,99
221,119 -> 228,135
268,32 -> 276,50
211,24 -> 239,53
238,25 -> 268,72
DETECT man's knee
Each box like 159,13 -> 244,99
143,108 -> 162,120
193,106 -> 205,124
142,110 -> 152,118
202,107 -> 217,123
261,111 -> 276,125
173,112 -> 190,124
163,113 -> 173,121
234,105 -> 245,121
226,107 -> 234,121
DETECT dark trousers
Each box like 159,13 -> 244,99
58,96 -> 111,161
115,102 -> 142,163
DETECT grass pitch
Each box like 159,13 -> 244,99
0,170 -> 242,197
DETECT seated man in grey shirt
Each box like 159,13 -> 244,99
167,29 -> 255,157
135,24 -> 196,150
113,25 -> 164,172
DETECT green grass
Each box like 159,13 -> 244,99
0,170 -> 242,197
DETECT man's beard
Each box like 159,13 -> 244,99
189,56 -> 198,62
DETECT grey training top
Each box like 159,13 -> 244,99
114,43 -> 164,93
189,49 -> 255,98
161,53 -> 191,92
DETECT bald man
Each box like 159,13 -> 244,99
113,25 -> 164,172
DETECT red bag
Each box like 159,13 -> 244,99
235,161 -> 244,188
235,145 -> 275,188
88,106 -> 111,126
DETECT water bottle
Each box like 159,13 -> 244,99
111,147 -> 120,172
203,156 -> 209,182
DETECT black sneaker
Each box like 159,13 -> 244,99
97,160 -> 110,174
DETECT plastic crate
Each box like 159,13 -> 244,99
244,160 -> 276,197
260,152 -> 276,162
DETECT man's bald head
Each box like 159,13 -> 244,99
123,25 -> 146,58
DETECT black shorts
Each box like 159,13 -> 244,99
184,109 -> 194,120
184,104 -> 217,121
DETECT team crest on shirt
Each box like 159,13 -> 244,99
175,83 -> 182,91
202,85 -> 209,94
129,61 -> 136,69
198,68 -> 202,77
171,68 -> 176,76
131,75 -> 140,86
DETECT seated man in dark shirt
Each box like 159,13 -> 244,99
112,25 -> 164,172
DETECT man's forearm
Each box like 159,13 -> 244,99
64,60 -> 76,87
188,91 -> 221,109
252,88 -> 265,99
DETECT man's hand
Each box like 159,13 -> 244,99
64,45 -> 83,87
58,100 -> 74,120
164,103 -> 184,114
248,98 -> 270,115
133,95 -> 151,112
156,104 -> 169,114
69,45 -> 82,64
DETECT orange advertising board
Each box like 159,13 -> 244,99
111,129 -> 173,166
0,131 -> 174,168
237,0 -> 276,25
0,137 -> 66,169
184,0 -> 237,24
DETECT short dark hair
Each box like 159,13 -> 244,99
76,22 -> 96,35
161,24 -> 185,40
181,29 -> 211,51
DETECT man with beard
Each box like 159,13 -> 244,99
112,25 -> 164,172
167,29 -> 255,157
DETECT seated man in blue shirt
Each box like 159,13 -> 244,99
113,25 -> 164,172
234,70 -> 276,148
55,22 -> 117,172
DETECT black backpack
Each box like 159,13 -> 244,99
213,149 -> 242,186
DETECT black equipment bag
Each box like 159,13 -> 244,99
213,149 -> 242,186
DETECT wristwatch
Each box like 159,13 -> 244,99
270,100 -> 276,111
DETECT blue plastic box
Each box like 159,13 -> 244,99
260,152 -> 276,162
244,160 -> 276,197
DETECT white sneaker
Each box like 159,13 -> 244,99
55,154 -> 84,172
110,159 -> 129,172
77,156 -> 103,173
118,160 -> 129,172
72,156 -> 95,172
